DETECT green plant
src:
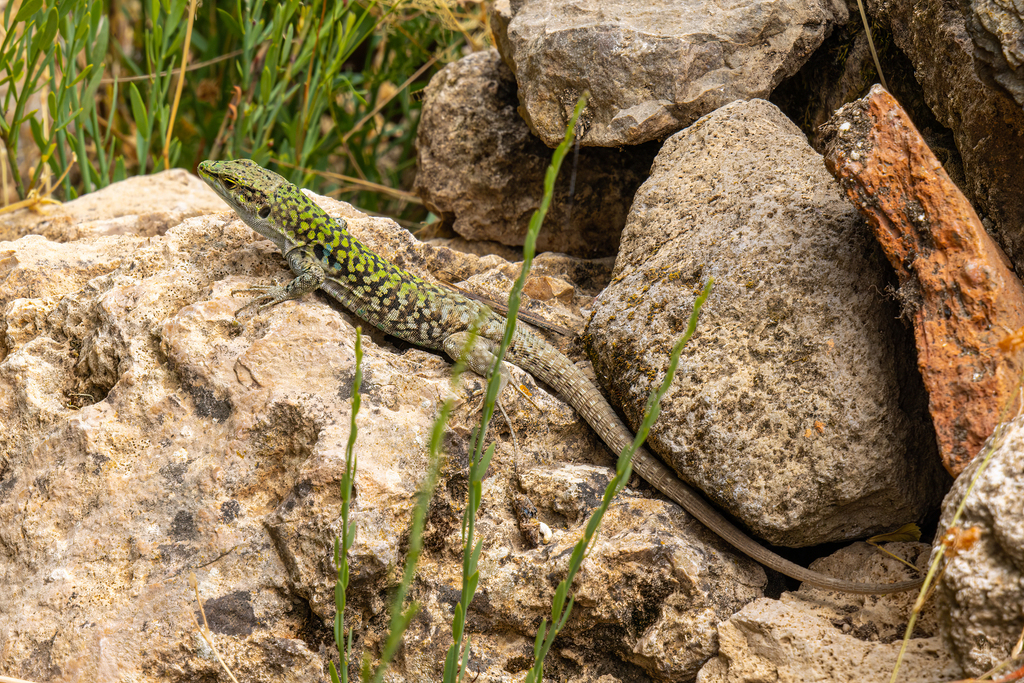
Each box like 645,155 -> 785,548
324,94 -> 591,683
323,93 -> 714,682
209,0 -> 378,171
440,91 -> 591,683
0,0 -> 109,200
330,326 -> 364,683
122,0 -> 196,177
2,0 -> 483,219
523,277 -> 713,683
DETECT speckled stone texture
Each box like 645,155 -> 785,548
933,415 -> 1024,676
586,98 -> 948,548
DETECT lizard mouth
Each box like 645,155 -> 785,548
196,163 -> 236,207
196,160 -> 214,181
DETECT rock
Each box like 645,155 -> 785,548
1,174 -> 759,681
786,542 -> 935,638
872,0 -> 1024,276
586,98 -> 948,547
0,211 -> 446,681
414,49 -> 656,258
934,415 -> 1024,676
0,169 -> 226,242
393,489 -> 765,681
490,0 -> 848,147
0,234 -> 147,360
467,492 -> 766,681
967,0 -> 1024,108
820,85 -> 1024,477
697,544 -> 962,683
420,233 -> 526,262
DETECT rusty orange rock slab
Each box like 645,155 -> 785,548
821,84 -> 1024,477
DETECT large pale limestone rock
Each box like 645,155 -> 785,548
0,173 -> 764,682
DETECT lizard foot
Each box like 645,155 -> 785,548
231,282 -> 290,317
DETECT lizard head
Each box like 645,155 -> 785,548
198,159 -> 288,234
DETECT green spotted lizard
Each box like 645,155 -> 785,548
198,158 -> 924,595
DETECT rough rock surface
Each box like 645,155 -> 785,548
419,489 -> 766,681
782,542 -> 936,639
0,168 -> 226,242
934,415 -> 1024,676
698,544 -> 962,683
821,85 -> 1024,477
490,0 -> 848,147
586,98 -> 948,547
0,175 -> 767,681
415,49 -> 656,258
967,0 -> 1024,107
873,0 -> 1024,276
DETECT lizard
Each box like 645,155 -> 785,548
197,158 -> 925,595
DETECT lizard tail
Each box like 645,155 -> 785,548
507,329 -> 925,595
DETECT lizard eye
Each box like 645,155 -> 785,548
258,206 -> 271,219
223,178 -> 238,190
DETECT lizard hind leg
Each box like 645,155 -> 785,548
440,332 -> 539,421
442,331 -> 511,401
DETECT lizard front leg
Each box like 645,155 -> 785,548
233,246 -> 326,316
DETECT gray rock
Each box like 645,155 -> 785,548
490,0 -> 848,147
873,0 -> 1024,276
414,49 -> 655,258
586,98 -> 948,547
475,487 -> 766,681
935,415 -> 1024,676
697,544 -> 962,683
967,0 -> 1024,108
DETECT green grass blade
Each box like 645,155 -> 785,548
520,277 -> 714,679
